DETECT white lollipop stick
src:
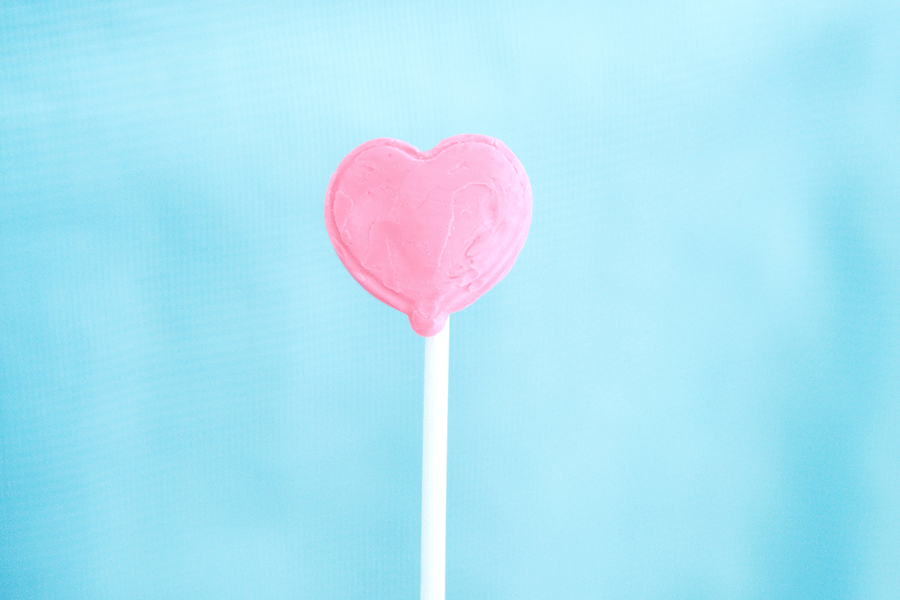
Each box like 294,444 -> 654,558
421,317 -> 449,600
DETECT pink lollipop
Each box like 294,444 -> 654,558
324,134 -> 532,336
324,134 -> 531,600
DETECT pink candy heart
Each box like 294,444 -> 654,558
324,134 -> 532,336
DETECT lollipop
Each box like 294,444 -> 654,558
325,134 -> 531,600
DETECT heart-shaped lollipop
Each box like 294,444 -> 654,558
324,134 -> 532,336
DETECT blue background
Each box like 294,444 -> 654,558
2,1 -> 899,598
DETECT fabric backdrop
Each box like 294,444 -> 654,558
2,1 -> 899,598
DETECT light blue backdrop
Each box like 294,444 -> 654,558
2,1 -> 899,598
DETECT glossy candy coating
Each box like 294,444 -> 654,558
324,134 -> 532,336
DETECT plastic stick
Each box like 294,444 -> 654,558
421,317 -> 449,600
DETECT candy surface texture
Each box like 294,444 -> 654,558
324,134 -> 532,336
